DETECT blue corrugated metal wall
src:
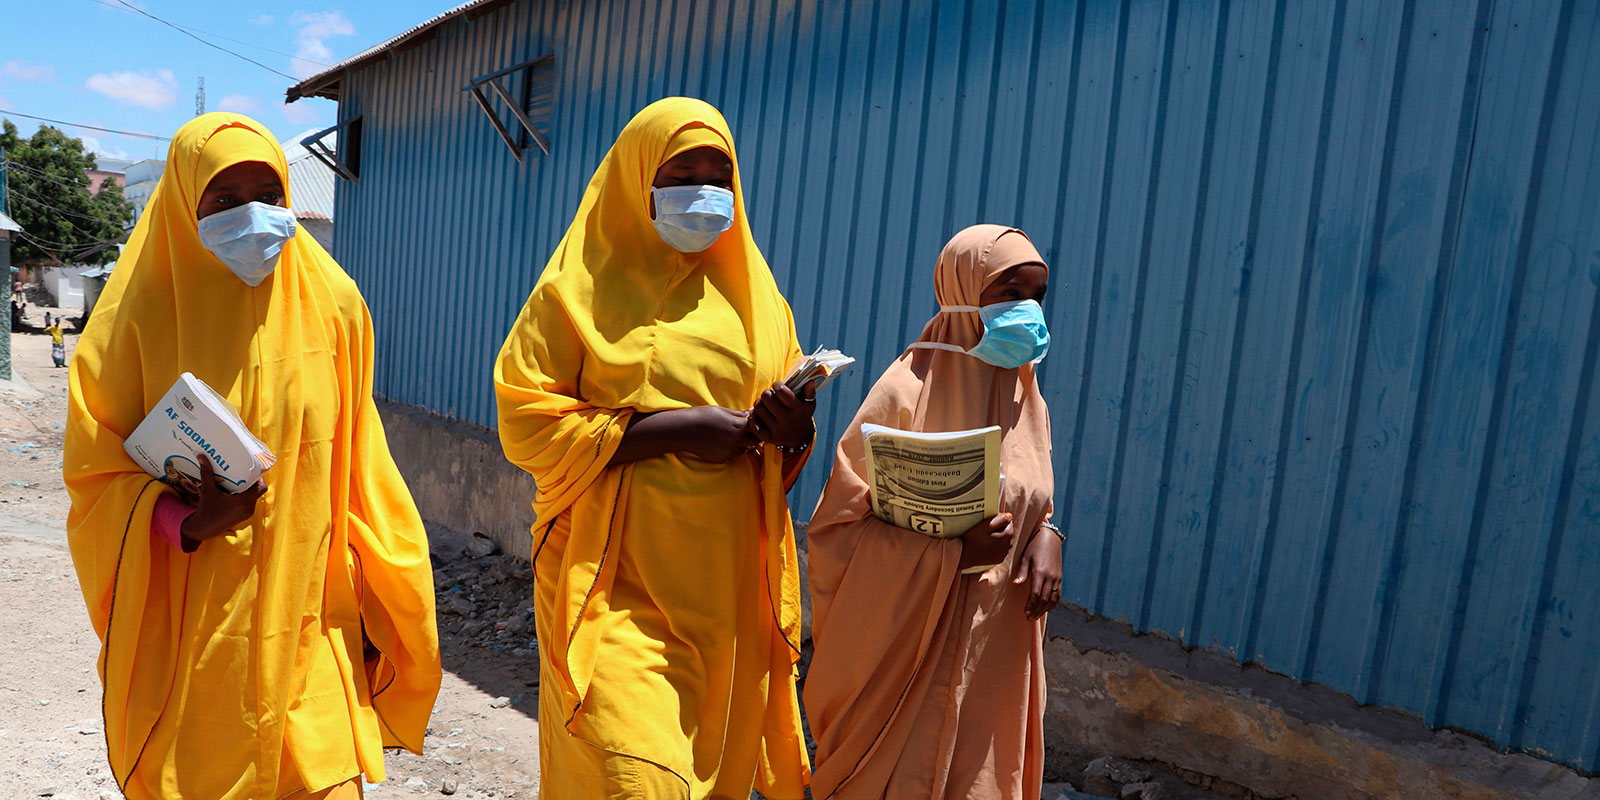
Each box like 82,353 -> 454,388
327,0 -> 1600,771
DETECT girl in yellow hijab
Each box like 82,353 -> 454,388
495,97 -> 816,799
64,113 -> 441,799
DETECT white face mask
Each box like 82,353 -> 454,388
650,184 -> 735,253
197,202 -> 299,286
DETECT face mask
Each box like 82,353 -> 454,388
197,202 -> 299,286
909,299 -> 1051,368
650,184 -> 735,253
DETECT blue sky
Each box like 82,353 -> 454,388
0,0 -> 458,162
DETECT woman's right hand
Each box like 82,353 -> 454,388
670,406 -> 758,463
958,512 -> 1015,572
178,454 -> 267,546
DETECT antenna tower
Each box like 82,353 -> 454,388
195,76 -> 205,116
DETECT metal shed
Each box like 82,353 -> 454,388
289,0 -> 1600,772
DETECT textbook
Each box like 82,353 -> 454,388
860,423 -> 1003,574
123,373 -> 277,496
784,346 -> 856,394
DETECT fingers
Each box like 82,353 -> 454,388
751,403 -> 782,442
1026,572 -> 1062,619
1012,553 -> 1032,585
1031,569 -> 1050,618
197,453 -> 214,482
767,382 -> 804,412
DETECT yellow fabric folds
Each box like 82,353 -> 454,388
495,97 -> 809,798
64,113 -> 440,799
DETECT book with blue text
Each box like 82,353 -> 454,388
123,372 -> 276,496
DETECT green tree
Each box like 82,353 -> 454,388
1,120 -> 134,266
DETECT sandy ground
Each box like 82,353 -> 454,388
1,317 -> 541,799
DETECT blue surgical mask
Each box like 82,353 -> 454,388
909,299 -> 1050,368
650,184 -> 735,253
197,201 -> 298,286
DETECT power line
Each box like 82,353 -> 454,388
0,111 -> 170,142
10,186 -> 122,229
6,161 -> 91,191
111,0 -> 300,81
91,0 -> 332,69
17,228 -> 127,255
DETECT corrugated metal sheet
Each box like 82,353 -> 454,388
285,155 -> 336,222
322,0 -> 1600,770
0,210 -> 20,233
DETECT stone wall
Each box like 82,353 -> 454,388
1042,608 -> 1599,800
376,399 -> 537,558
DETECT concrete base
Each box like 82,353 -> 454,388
1044,606 -> 1599,800
376,398 -> 537,558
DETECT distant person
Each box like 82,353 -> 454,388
804,225 -> 1062,799
45,315 -> 66,367
9,283 -> 24,332
495,97 -> 816,799
63,113 -> 441,800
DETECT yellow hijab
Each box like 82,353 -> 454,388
65,113 -> 439,798
495,94 -> 806,743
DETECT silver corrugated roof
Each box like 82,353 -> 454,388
284,0 -> 510,102
0,210 -> 20,233
281,130 -> 335,222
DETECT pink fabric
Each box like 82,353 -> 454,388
804,225 -> 1055,799
151,493 -> 197,553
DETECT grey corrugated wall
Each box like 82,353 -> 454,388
324,0 -> 1600,771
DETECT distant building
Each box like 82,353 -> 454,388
85,157 -> 130,195
123,159 -> 165,224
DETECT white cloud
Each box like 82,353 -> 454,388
290,11 -> 354,78
85,69 -> 178,110
218,94 -> 262,114
81,135 -> 131,160
282,100 -> 323,126
253,13 -> 275,25
3,60 -> 55,82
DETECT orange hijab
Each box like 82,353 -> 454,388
805,224 -> 1055,798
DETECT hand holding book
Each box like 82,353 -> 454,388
178,453 -> 267,545
750,381 -> 814,450
958,512 -> 1015,573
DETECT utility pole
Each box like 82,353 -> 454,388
195,76 -> 205,116
1,145 -> 10,381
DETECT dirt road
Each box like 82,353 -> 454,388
1,320 -> 542,799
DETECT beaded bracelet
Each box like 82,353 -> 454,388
1040,521 -> 1065,541
777,419 -> 816,455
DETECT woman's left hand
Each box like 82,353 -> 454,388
1013,524 -> 1064,620
749,381 -> 816,449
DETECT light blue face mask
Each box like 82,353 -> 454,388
909,299 -> 1050,369
196,201 -> 299,286
650,184 -> 735,253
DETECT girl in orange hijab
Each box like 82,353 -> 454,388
804,225 -> 1063,799
64,113 -> 440,799
495,98 -> 816,799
